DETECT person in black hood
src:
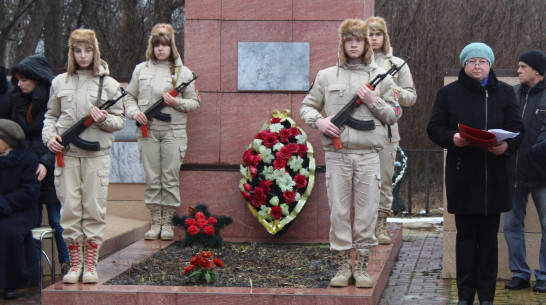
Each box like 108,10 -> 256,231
10,56 -> 70,275
0,66 -> 13,119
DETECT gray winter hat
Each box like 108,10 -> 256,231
0,119 -> 25,148
460,42 -> 495,67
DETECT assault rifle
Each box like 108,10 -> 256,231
136,72 -> 198,137
330,56 -> 410,149
56,88 -> 128,167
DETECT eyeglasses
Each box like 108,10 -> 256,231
466,60 -> 489,67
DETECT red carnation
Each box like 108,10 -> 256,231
259,179 -> 272,194
276,149 -> 291,160
185,218 -> 196,227
213,258 -> 224,267
241,191 -> 251,201
290,127 -> 301,137
187,225 -> 199,236
263,132 -> 278,148
197,218 -> 208,228
270,118 -> 281,124
270,206 -> 283,219
242,149 -> 255,165
208,216 -> 218,225
190,254 -> 200,264
283,190 -> 297,205
285,143 -> 299,154
184,265 -> 195,276
251,153 -> 262,166
251,187 -> 267,208
195,212 -> 206,220
273,157 -> 287,170
250,166 -> 258,178
294,174 -> 308,189
203,225 -> 215,236
297,144 -> 308,156
201,251 -> 213,258
279,128 -> 292,143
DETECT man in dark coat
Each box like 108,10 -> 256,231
0,119 -> 40,300
10,55 -> 70,274
504,49 -> 546,292
427,42 -> 524,305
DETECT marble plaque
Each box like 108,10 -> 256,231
238,42 -> 309,91
109,120 -> 145,183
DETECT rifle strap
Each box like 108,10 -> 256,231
96,76 -> 104,106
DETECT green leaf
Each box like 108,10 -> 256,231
205,272 -> 211,283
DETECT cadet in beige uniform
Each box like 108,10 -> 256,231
124,24 -> 201,241
365,16 -> 417,244
43,29 -> 126,284
300,18 -> 399,288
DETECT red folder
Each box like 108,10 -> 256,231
458,124 -> 498,149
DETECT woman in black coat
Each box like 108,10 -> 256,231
0,119 -> 40,300
427,43 -> 524,305
10,56 -> 70,272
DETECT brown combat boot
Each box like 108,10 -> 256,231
144,204 -> 162,240
376,210 -> 392,245
329,250 -> 352,287
160,206 -> 177,240
354,248 -> 373,288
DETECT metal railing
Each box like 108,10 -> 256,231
395,149 -> 444,215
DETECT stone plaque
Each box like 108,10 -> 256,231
109,120 -> 145,183
238,42 -> 309,91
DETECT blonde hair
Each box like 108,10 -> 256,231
338,18 -> 374,66
67,29 -> 101,76
364,16 -> 391,54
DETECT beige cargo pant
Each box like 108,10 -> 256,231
325,151 -> 381,251
378,140 -> 399,214
138,128 -> 187,208
55,154 -> 110,245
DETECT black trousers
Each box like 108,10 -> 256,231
455,213 -> 500,303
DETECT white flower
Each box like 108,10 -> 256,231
272,142 -> 284,152
269,196 -> 279,206
263,165 -> 275,180
269,123 -> 283,133
299,168 -> 310,177
280,203 -> 290,216
275,169 -> 295,192
252,139 -> 263,151
288,155 -> 304,172
238,178 -> 247,192
240,165 -> 251,181
295,134 -> 307,144
259,146 -> 274,164
258,205 -> 273,220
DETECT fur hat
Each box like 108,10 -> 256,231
0,119 -> 25,148
519,50 -> 546,76
364,16 -> 391,54
338,18 -> 373,66
459,42 -> 495,68
146,24 -> 180,62
67,29 -> 102,76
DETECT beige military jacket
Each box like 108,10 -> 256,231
374,47 -> 417,142
300,61 -> 399,153
124,57 -> 200,131
42,60 -> 126,157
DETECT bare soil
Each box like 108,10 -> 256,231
106,242 -> 337,288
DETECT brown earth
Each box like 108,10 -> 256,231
106,242 -> 337,288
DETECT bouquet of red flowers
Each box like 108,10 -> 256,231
239,110 -> 315,235
184,251 -> 224,283
172,203 -> 233,247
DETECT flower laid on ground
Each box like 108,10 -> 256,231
184,251 -> 224,283
239,110 -> 315,235
172,203 -> 233,247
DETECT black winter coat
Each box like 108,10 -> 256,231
10,56 -> 58,203
0,143 -> 40,289
427,69 -> 524,214
509,79 -> 546,188
0,66 -> 12,119
530,116 -> 546,161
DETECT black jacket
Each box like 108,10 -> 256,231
0,143 -> 40,289
427,69 -> 524,214
9,56 -> 57,203
0,66 -> 12,119
509,79 -> 546,188
531,116 -> 546,160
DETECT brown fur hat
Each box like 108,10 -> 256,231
364,16 -> 391,54
67,29 -> 102,76
146,23 -> 180,62
338,18 -> 374,66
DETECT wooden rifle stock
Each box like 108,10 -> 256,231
138,73 -> 198,137
56,88 -> 128,167
330,56 -> 410,149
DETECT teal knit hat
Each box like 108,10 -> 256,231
460,42 -> 495,67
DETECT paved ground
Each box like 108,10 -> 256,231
3,220 -> 546,304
